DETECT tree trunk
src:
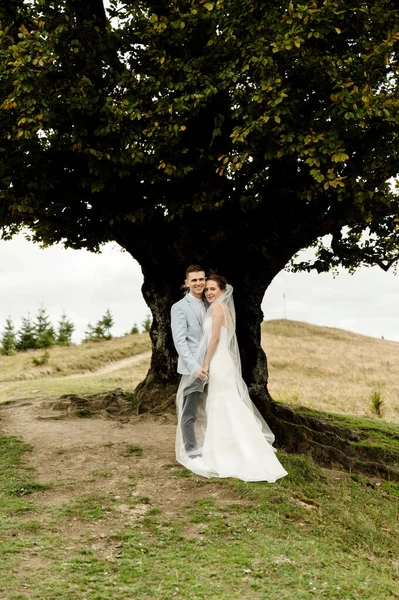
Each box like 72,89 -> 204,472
136,263 -> 276,414
114,214 -> 288,416
133,263 -> 181,413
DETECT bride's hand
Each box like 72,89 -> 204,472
196,367 -> 208,380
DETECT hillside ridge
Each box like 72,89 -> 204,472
1,320 -> 398,424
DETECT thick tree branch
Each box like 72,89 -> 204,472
364,253 -> 399,272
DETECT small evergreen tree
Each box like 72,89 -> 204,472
130,323 -> 139,335
34,306 -> 55,348
142,314 -> 152,333
82,310 -> 115,342
99,309 -> 114,340
0,317 -> 17,355
16,314 -> 37,351
82,322 -> 95,343
56,312 -> 75,345
93,322 -> 106,339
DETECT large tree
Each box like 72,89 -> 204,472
1,1 -> 398,439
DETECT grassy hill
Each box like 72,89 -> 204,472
1,320 -> 398,423
263,320 -> 399,423
1,322 -> 399,599
0,333 -> 151,402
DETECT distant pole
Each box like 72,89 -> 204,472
283,293 -> 286,319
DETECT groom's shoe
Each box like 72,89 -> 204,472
188,447 -> 202,458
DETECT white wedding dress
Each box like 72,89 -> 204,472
175,286 -> 287,483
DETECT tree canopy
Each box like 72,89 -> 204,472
1,0 -> 398,273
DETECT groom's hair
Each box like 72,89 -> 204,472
185,264 -> 205,278
206,271 -> 228,291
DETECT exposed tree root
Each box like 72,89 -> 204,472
40,388 -> 135,419
134,381 -> 177,415
270,402 -> 399,481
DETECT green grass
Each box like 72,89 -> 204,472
9,481 -> 53,496
1,429 -> 399,599
90,470 -> 112,478
296,407 -> 399,456
132,495 -> 151,505
172,467 -> 193,478
123,444 -> 143,456
56,493 -> 117,521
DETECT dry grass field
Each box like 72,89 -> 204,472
0,333 -> 151,402
1,320 -> 398,422
263,320 -> 399,423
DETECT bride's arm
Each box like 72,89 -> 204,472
203,304 -> 224,374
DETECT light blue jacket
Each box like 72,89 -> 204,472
171,294 -> 206,375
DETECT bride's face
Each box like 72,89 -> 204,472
205,280 -> 223,303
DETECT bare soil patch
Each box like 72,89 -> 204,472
0,397 -> 246,530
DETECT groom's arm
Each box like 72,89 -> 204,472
171,304 -> 201,373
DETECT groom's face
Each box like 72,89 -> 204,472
185,271 -> 206,298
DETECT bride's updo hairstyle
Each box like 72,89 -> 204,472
206,272 -> 228,291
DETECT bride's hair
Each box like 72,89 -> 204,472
206,271 -> 228,291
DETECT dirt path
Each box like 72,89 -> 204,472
0,399 -> 243,528
60,350 -> 152,379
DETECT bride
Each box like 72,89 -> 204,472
175,273 -> 287,482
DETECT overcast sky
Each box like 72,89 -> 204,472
0,233 -> 398,344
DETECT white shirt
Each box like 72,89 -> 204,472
189,293 -> 206,322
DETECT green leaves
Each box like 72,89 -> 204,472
332,152 -> 349,163
0,0 -> 398,272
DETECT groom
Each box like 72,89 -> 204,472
171,264 -> 208,454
